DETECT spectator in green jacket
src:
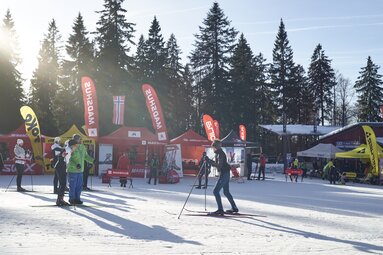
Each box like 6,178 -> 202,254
67,135 -> 93,205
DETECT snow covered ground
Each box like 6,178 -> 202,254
1,174 -> 383,255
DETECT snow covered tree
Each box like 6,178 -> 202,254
308,44 -> 336,125
29,19 -> 62,135
354,56 -> 383,122
189,2 -> 237,133
0,10 -> 24,132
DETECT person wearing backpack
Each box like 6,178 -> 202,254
207,139 -> 238,215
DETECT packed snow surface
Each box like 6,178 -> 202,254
1,174 -> 382,254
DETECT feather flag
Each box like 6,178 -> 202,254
362,125 -> 379,176
239,124 -> 246,141
81,76 -> 99,138
142,84 -> 168,141
203,114 -> 217,141
20,106 -> 44,166
113,96 -> 125,125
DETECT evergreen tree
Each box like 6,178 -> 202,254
0,10 -> 24,133
29,19 -> 62,135
189,2 -> 237,134
94,0 -> 135,133
354,56 -> 383,122
308,44 -> 336,125
181,64 -> 196,131
166,33 -> 186,135
57,13 -> 95,132
293,65 -> 313,124
229,34 -> 254,131
270,19 -> 298,124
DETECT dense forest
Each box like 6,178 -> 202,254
0,1 -> 382,154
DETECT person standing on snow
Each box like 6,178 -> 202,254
14,139 -> 29,192
257,153 -> 266,180
52,137 -> 69,206
196,151 -> 211,189
51,137 -> 62,194
67,135 -> 93,205
207,139 -> 238,215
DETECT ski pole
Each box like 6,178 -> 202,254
5,175 -> 16,192
178,160 -> 206,219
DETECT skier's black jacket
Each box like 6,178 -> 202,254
209,148 -> 230,173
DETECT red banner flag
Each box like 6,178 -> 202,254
239,124 -> 246,141
203,114 -> 216,141
142,84 -> 168,141
81,76 -> 99,137
213,120 -> 220,139
113,96 -> 125,125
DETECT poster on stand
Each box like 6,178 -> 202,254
162,144 -> 183,177
98,144 -> 113,176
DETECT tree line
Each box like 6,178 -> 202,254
0,1 -> 382,153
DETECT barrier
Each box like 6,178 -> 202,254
105,169 -> 133,188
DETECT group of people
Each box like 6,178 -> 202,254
50,134 -> 94,205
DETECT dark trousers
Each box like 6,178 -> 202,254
148,168 -> 157,184
213,171 -> 237,211
198,168 -> 209,188
53,170 -> 59,192
247,165 -> 252,180
257,165 -> 265,180
55,165 -> 67,197
329,172 -> 337,184
15,163 -> 25,188
83,166 -> 90,187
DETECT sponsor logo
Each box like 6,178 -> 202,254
205,121 -> 216,141
84,81 -> 95,126
128,131 -> 141,138
158,132 -> 167,141
145,88 -> 162,130
88,128 -> 98,137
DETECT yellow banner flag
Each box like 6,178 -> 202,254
362,125 -> 379,176
20,106 -> 44,167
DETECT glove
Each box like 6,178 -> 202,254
76,164 -> 81,169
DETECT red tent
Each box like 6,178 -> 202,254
0,125 -> 44,175
99,126 -> 165,177
170,129 -> 210,175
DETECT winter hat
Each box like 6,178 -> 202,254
211,139 -> 222,149
17,139 -> 24,145
68,139 -> 77,147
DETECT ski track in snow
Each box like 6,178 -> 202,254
0,175 -> 383,254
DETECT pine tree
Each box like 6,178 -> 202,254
270,19 -> 298,124
229,34 -> 255,131
293,65 -> 313,124
29,19 -> 62,135
181,64 -> 196,131
94,0 -> 135,132
354,56 -> 383,122
0,10 -> 24,132
56,13 -> 95,132
308,44 -> 336,125
189,2 -> 237,134
166,33 -> 186,135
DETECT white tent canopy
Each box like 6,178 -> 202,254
297,143 -> 344,159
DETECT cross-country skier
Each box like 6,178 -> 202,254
207,139 -> 238,215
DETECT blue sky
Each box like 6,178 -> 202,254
1,0 -> 383,90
